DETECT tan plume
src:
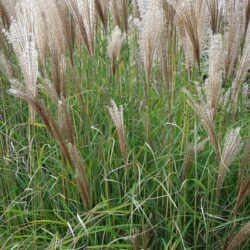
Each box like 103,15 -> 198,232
5,0 -> 38,123
107,26 -> 126,75
206,0 -> 223,34
170,0 -> 210,71
224,0 -> 246,80
183,86 -> 220,161
67,143 -> 91,209
65,0 -> 96,57
216,127 -> 242,198
95,0 -> 109,31
230,25 -> 250,112
111,0 -> 128,33
205,34 -> 224,118
139,1 -> 165,82
108,100 -> 128,165
235,174 -> 250,213
225,221 -> 250,250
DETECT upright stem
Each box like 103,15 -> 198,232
144,79 -> 152,145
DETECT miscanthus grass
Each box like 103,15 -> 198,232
0,1 -> 250,249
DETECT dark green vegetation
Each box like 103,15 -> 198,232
0,0 -> 250,249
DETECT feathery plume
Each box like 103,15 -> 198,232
0,1 -> 10,28
108,100 -> 128,165
162,0 -> 176,31
225,221 -> 250,250
139,2 -> 165,82
95,0 -> 109,31
0,52 -> 13,79
55,0 -> 76,65
111,0 -> 128,33
8,87 -> 72,163
67,143 -> 91,209
235,174 -> 250,213
107,26 -> 126,75
224,0 -> 246,80
175,17 -> 195,72
183,86 -> 220,161
132,0 -> 141,19
43,78 -> 60,104
237,128 -> 250,189
5,0 -> 38,123
216,127 -> 242,198
50,52 -> 67,99
58,97 -> 75,144
133,0 -> 154,19
0,0 -> 16,28
35,0 -> 65,61
156,1 -> 170,89
171,0 -> 210,71
205,34 -> 224,117
206,0 -> 223,34
65,0 -> 96,57
42,52 -> 73,144
230,25 -> 250,111
130,229 -> 141,250
244,0 -> 250,34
